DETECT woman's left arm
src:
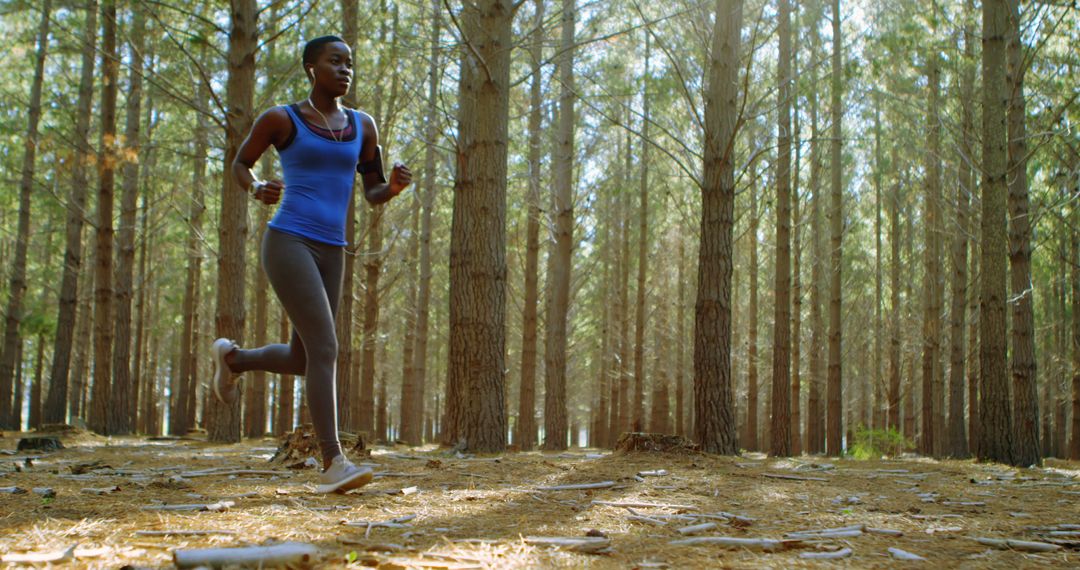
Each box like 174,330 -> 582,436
358,112 -> 411,205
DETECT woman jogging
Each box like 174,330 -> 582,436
211,35 -> 411,494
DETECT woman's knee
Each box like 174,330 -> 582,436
305,337 -> 338,364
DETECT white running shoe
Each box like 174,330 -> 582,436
316,455 -> 374,494
211,338 -> 241,405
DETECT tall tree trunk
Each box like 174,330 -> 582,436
71,240 -> 95,423
967,174 -> 980,455
977,0 -> 1014,465
1072,200 -> 1080,460
360,206 -> 384,437
444,0 -> 517,452
873,93 -> 883,432
790,0 -> 803,453
89,0 -> 120,435
44,0 -> 97,426
949,0 -> 975,458
209,0 -> 258,443
770,0 -> 793,457
1006,0 -> 1040,467
276,309 -> 295,434
542,0 -> 575,450
174,51 -> 207,435
0,0 -> 50,429
135,190 -> 150,433
806,0 -> 825,454
619,129 -> 633,436
1054,276 -> 1066,457
745,165 -> 759,451
694,0 -> 741,455
676,236 -> 687,437
649,278 -> 670,434
110,8 -> 146,435
888,151 -> 902,431
825,0 -> 843,456
921,15 -> 943,457
514,0 -> 542,451
409,0 -> 442,447
632,36 -> 651,434
337,0 -> 358,432
29,224 -> 55,430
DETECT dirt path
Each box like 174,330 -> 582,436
1,431 -> 1077,568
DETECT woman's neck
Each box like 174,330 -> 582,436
307,91 -> 340,114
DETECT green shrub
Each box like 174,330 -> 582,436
847,427 -> 914,460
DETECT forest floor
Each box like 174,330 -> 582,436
0,428 -> 1078,569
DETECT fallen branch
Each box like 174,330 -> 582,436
1,544 -> 76,563
973,537 -> 1062,552
668,537 -> 802,551
800,547 -> 852,559
173,542 -> 319,568
136,530 -> 237,537
142,500 -> 235,512
523,536 -> 611,553
591,500 -> 697,510
536,481 -> 614,491
888,547 -> 926,560
677,522 -> 718,535
80,486 -> 121,495
762,473 -> 828,482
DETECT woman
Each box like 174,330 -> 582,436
212,35 -> 411,494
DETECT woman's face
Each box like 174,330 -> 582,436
308,42 -> 352,97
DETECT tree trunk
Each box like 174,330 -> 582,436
514,0 -> 541,451
977,0 -> 1014,465
770,0 -> 793,458
209,0 -> 258,443
790,1 -> 803,453
542,0 -> 575,450
444,0 -> 517,452
825,0 -> 843,456
872,95 -> 883,432
619,131 -> 633,437
693,0 -> 741,455
632,36 -> 651,434
806,0 -> 825,454
135,190 -> 151,433
1054,277 -> 1066,457
276,310 -> 295,434
745,165 -> 759,451
949,0 -> 975,458
110,7 -> 145,435
676,236 -> 687,437
1070,220 -> 1079,459
408,0 -> 441,447
44,0 -> 97,426
359,206 -> 384,437
921,20 -> 943,457
888,155 -> 902,432
336,0 -> 358,432
89,0 -> 120,435
0,0 -> 50,429
649,283 -> 670,434
1006,0 -> 1040,467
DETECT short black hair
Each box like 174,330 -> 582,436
302,35 -> 346,67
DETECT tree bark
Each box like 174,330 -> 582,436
0,0 -> 51,430
110,7 -> 146,435
89,0 -> 120,435
790,1 -> 803,453
806,0 -> 825,454
977,0 -> 1014,465
921,18 -> 943,457
208,0 -> 258,443
444,0 -> 517,452
1006,0 -> 1040,467
745,161 -> 759,451
949,0 -> 975,458
693,0 -> 741,455
542,0 -> 575,450
825,0 -> 843,456
337,0 -> 358,432
676,236 -> 687,437
632,35 -> 651,434
770,0 -> 793,457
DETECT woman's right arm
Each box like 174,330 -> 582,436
232,107 -> 290,205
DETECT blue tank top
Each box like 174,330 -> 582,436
268,104 -> 363,246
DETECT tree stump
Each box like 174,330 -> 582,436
613,432 -> 699,454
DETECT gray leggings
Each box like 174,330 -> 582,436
230,228 -> 343,462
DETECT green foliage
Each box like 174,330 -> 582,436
847,427 -> 913,460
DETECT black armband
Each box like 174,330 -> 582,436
357,144 -> 387,184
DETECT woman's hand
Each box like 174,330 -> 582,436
255,179 -> 284,205
389,162 -> 412,196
